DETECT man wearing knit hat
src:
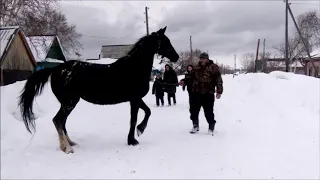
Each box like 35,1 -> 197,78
179,52 -> 223,135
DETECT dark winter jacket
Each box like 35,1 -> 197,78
163,64 -> 178,94
181,60 -> 223,94
182,71 -> 193,93
152,78 -> 165,97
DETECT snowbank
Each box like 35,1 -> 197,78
1,72 -> 319,179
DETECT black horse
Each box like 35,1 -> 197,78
18,27 -> 179,154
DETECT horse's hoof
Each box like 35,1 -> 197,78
65,146 -> 74,154
137,124 -> 146,136
128,139 -> 139,146
61,145 -> 74,154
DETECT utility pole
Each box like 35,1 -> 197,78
262,39 -> 266,72
190,35 -> 193,62
255,39 -> 260,72
144,6 -> 149,35
285,0 -> 289,72
234,54 -> 237,74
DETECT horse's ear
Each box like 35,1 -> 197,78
158,26 -> 167,35
162,26 -> 167,33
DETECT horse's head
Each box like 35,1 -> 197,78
152,26 -> 179,63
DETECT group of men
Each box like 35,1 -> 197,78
152,52 -> 224,135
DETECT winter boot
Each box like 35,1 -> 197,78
190,120 -> 199,134
190,126 -> 199,134
208,122 -> 216,136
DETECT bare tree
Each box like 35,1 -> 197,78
0,0 -> 56,26
0,0 -> 82,58
296,10 -> 320,53
216,63 -> 233,75
161,48 -> 204,75
273,10 -> 320,61
19,8 -> 83,56
240,52 -> 255,72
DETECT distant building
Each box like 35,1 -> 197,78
0,26 -> 36,86
100,44 -> 133,59
304,48 -> 320,77
265,58 -> 305,75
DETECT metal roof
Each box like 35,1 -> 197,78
0,26 -> 19,60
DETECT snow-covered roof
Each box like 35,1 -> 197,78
290,59 -> 304,68
304,48 -> 320,58
26,36 -> 55,62
45,58 -> 64,63
26,35 -> 66,63
310,48 -> 320,58
86,58 -> 117,64
86,56 -> 167,71
0,26 -> 19,60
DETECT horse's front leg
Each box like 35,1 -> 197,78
136,99 -> 151,136
128,100 -> 139,146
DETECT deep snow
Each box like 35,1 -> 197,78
1,71 -> 319,179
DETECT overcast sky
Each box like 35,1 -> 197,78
59,0 -> 319,66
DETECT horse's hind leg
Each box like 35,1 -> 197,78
53,98 -> 79,153
63,122 -> 77,146
136,99 -> 151,136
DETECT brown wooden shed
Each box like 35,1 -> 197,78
0,26 -> 36,86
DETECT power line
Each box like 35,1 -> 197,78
81,35 -> 132,39
290,2 -> 319,5
105,1 -> 143,21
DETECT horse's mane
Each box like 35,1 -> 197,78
126,34 -> 152,57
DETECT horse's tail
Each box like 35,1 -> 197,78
18,67 -> 55,133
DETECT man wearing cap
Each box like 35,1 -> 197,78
179,52 -> 223,135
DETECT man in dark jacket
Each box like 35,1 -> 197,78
152,74 -> 165,106
179,52 -> 223,135
163,64 -> 178,106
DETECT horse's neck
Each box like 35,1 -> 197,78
127,44 -> 156,77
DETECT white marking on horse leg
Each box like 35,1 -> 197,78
59,131 -> 74,154
66,134 -> 77,146
137,129 -> 142,137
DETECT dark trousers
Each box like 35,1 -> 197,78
156,96 -> 164,106
189,92 -> 216,127
167,93 -> 176,105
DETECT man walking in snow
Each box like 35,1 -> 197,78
179,52 -> 223,135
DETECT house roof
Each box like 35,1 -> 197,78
100,44 -> 133,59
0,26 -> 36,66
26,35 -> 67,62
310,48 -> 320,58
0,26 -> 19,60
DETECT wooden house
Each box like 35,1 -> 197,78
0,26 -> 36,86
26,35 -> 66,71
100,44 -> 133,59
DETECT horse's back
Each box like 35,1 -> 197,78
50,60 -> 149,105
